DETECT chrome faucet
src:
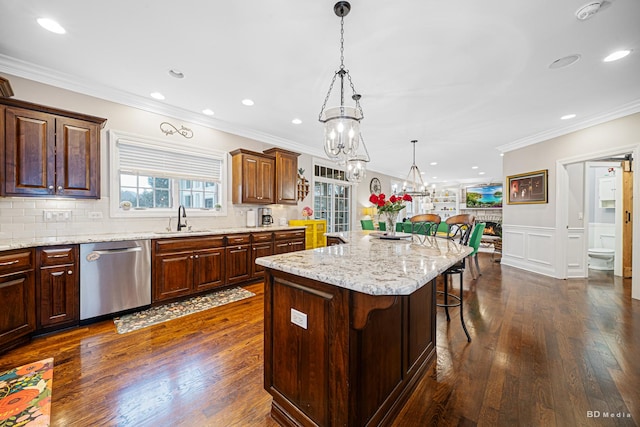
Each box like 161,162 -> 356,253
177,205 -> 187,231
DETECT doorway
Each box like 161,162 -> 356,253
556,144 -> 638,300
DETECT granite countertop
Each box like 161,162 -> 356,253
0,225 -> 305,251
255,230 -> 473,296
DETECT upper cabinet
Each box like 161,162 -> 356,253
231,148 -> 300,206
0,98 -> 107,199
231,149 -> 275,204
263,148 -> 300,205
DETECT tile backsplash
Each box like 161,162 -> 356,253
0,197 -> 299,242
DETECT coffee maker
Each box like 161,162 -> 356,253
258,207 -> 273,226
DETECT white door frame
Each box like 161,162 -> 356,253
555,143 -> 640,300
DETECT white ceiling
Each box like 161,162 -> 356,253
1,0 -> 639,186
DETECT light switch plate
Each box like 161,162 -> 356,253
290,308 -> 308,329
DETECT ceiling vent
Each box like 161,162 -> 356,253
575,2 -> 603,20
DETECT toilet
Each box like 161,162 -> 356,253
588,234 -> 615,271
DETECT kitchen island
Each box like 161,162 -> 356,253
256,231 -> 472,427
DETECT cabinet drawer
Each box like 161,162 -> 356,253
252,232 -> 273,243
154,236 -> 225,254
226,234 -> 251,245
0,249 -> 34,274
39,246 -> 76,266
274,230 -> 306,241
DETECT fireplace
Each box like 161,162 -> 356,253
483,221 -> 501,236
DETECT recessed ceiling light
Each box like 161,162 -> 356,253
603,50 -> 631,62
430,162 -> 438,166
575,2 -> 602,21
561,114 -> 576,120
432,176 -> 438,179
169,69 -> 184,79
471,166 -> 478,170
37,18 -> 66,34
242,99 -> 254,106
479,172 -> 486,175
420,171 -> 425,175
549,54 -> 581,69
291,118 -> 302,125
150,92 -> 165,100
500,153 -> 504,157
202,109 -> 215,116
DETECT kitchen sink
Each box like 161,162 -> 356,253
153,229 -> 212,235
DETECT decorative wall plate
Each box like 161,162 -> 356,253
369,177 -> 381,195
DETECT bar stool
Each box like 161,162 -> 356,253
409,213 -> 441,236
439,213 -> 475,342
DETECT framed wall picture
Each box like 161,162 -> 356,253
507,169 -> 548,204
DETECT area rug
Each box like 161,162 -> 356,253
113,287 -> 255,334
0,358 -> 53,427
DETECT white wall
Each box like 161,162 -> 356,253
501,112 -> 640,300
0,74 -> 310,241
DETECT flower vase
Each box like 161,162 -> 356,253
384,213 -> 397,235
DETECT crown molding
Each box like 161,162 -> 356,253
498,99 -> 640,153
0,54 -> 324,158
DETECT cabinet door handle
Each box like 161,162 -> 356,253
48,254 -> 69,258
0,260 -> 19,266
190,255 -> 194,259
57,185 -> 63,192
67,270 -> 73,275
194,255 -> 199,259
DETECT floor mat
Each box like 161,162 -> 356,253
113,287 -> 256,333
0,358 -> 54,427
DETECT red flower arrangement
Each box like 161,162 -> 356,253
369,193 -> 412,214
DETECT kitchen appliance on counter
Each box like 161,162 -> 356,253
80,240 -> 151,321
259,207 -> 273,226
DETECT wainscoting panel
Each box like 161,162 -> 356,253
501,225 -> 557,277
567,228 -> 586,278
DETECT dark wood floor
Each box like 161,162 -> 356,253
1,254 -> 638,426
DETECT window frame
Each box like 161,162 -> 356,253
312,159 -> 356,232
109,130 -> 228,218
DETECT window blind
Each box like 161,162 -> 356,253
117,139 -> 222,182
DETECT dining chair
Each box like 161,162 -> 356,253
378,221 -> 386,231
360,219 -> 375,230
409,213 -> 441,236
466,222 -> 486,279
439,213 -> 475,342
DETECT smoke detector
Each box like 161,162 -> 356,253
575,2 -> 602,20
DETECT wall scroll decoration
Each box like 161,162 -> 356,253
160,122 -> 193,139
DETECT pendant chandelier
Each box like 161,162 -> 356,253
319,1 -> 369,182
402,140 -> 429,198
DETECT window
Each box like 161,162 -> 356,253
313,164 -> 353,232
109,130 -> 226,217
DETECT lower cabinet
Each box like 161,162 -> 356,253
274,229 -> 306,254
225,234 -> 252,285
152,236 -> 226,303
0,249 -> 35,353
251,232 -> 274,279
36,246 -> 79,332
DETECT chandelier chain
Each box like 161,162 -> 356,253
340,16 -> 345,70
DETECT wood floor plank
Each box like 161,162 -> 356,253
0,255 -> 638,426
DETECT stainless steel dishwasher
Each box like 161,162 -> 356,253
80,240 -> 151,320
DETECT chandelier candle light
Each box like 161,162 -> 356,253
319,1 -> 370,183
369,193 -> 412,234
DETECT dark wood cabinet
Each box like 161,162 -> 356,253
225,234 -> 252,284
152,236 -> 226,302
251,232 -> 274,279
36,246 -> 79,332
263,148 -> 300,205
0,249 -> 35,354
273,229 -> 306,254
231,149 -> 275,204
0,98 -> 106,199
327,236 -> 345,246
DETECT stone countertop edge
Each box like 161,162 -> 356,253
0,225 -> 306,251
256,230 -> 473,296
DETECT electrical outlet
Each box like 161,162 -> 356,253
88,211 -> 103,219
290,308 -> 308,330
43,210 -> 72,222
